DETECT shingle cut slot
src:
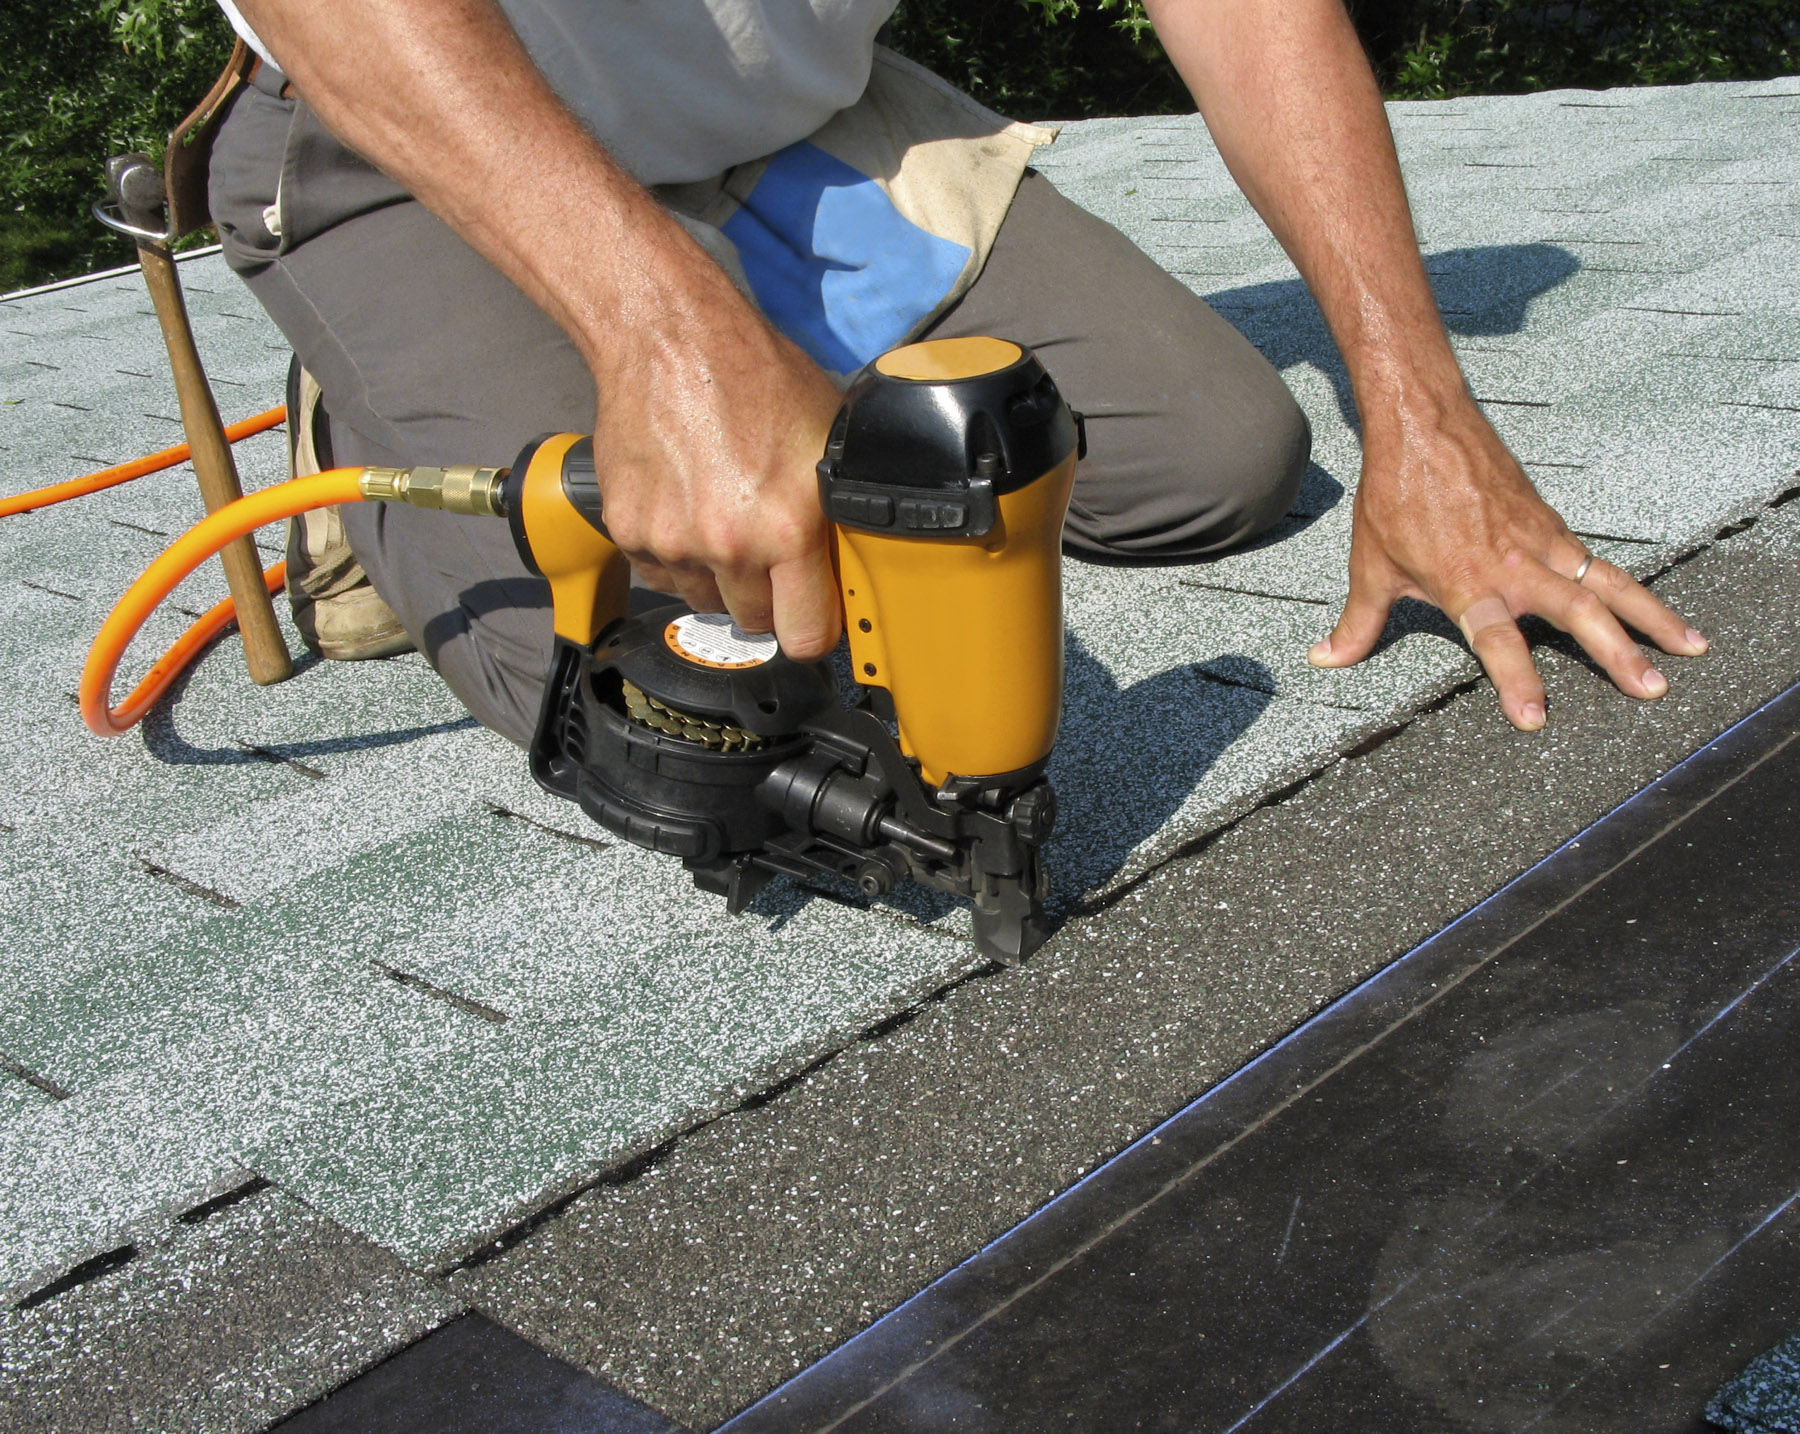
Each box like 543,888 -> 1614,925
1571,530 -> 1659,545
21,580 -> 82,602
178,1176 -> 273,1225
15,1246 -> 136,1311
1622,307 -> 1742,317
0,1054 -> 72,1100
136,857 -> 240,910
371,961 -> 509,1025
485,801 -> 610,851
108,519 -> 170,538
236,742 -> 329,780
1178,579 -> 1332,606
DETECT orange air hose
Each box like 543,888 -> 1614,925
0,406 -> 288,518
81,468 -> 365,736
89,562 -> 290,736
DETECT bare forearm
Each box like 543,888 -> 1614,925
232,0 -> 748,376
1146,0 -> 1705,725
1144,0 -> 1461,422
233,0 -> 844,656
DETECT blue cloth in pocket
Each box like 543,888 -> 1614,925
722,142 -> 971,374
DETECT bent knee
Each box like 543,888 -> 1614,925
1064,384 -> 1311,561
1221,389 -> 1312,545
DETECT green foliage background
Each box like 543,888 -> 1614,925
3,0 -> 1796,292
2,0 -> 233,292
1365,0 -> 1800,98
886,0 -> 1799,117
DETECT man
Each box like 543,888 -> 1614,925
208,0 -> 1705,749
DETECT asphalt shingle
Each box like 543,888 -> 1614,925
0,1184 -> 457,1434
460,492 -> 1800,1432
0,75 -> 1796,1430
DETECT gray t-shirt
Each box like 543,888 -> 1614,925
215,0 -> 900,184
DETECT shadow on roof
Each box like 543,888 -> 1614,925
1209,243 -> 1583,431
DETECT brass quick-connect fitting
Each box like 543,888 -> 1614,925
358,464 -> 507,517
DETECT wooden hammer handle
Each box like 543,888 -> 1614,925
137,244 -> 293,685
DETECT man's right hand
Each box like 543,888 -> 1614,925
584,269 -> 844,661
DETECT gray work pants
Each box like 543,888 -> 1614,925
210,67 -> 1310,746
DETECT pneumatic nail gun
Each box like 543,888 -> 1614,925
374,337 -> 1085,961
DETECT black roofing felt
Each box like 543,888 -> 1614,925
720,675 -> 1800,1432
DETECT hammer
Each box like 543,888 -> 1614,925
99,154 -> 292,686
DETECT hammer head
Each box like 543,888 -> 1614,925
105,154 -> 167,233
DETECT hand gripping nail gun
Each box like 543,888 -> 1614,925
490,336 -> 1082,963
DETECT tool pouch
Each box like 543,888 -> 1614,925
164,37 -> 257,240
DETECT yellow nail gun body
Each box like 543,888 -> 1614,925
508,337 -> 1082,962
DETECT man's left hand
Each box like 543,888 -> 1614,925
1309,392 -> 1709,730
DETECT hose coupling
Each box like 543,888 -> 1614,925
359,464 -> 507,517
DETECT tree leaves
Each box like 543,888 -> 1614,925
1,0 -> 232,290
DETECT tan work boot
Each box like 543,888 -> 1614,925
285,362 -> 415,660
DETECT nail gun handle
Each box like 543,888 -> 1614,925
505,434 -> 630,647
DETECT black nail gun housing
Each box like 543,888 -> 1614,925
527,610 -> 1053,962
516,338 -> 1078,963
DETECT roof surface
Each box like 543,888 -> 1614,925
1,76 -> 1797,1431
